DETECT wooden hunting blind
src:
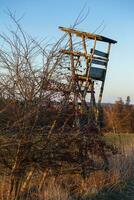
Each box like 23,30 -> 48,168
59,26 -> 117,126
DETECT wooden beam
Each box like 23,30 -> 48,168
75,75 -> 91,82
60,49 -> 108,62
60,49 -> 87,58
59,26 -> 117,44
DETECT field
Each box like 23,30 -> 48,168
104,133 -> 134,145
91,134 -> 134,199
1,133 -> 134,200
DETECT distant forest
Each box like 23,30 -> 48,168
103,96 -> 134,133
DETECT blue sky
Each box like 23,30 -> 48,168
0,0 -> 134,103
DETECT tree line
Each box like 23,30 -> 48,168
103,96 -> 134,133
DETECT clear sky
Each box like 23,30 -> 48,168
0,0 -> 134,103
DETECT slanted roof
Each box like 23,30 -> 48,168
59,26 -> 117,44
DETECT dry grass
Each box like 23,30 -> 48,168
1,134 -> 134,200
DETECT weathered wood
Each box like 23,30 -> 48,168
69,33 -> 75,78
60,49 -> 87,58
75,74 -> 91,82
59,26 -> 117,44
86,37 -> 97,76
82,36 -> 87,54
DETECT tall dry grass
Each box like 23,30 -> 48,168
1,138 -> 134,200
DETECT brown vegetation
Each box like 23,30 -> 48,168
104,97 -> 134,133
0,13 -> 133,200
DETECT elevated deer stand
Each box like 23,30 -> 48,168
59,26 -> 117,129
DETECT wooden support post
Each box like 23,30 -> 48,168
69,33 -> 75,80
69,33 -> 79,127
98,43 -> 111,105
82,35 -> 87,54
86,36 -> 97,77
83,37 -> 97,101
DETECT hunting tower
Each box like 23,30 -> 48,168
59,27 -> 117,128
